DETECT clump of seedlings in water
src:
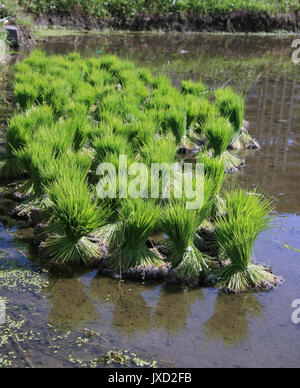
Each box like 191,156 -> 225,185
0,50 -> 280,293
215,189 -> 279,292
204,116 -> 242,171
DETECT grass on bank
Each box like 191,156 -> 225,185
13,0 -> 300,19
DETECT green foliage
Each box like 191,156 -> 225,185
14,0 -> 299,19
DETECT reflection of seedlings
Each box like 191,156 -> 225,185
154,284 -> 203,333
203,293 -> 263,347
47,278 -> 99,328
112,291 -> 151,336
89,277 -> 154,336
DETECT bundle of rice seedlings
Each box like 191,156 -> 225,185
214,87 -> 245,132
44,177 -> 109,264
59,116 -> 89,151
37,123 -> 74,159
137,68 -> 153,86
204,116 -> 233,156
162,109 -> 187,144
215,189 -> 278,293
162,200 -> 209,282
106,199 -> 164,272
152,75 -> 173,95
14,82 -> 39,110
195,99 -> 218,135
74,82 -> 97,109
197,154 -> 225,195
184,95 -> 202,131
14,140 -> 58,197
182,80 -> 207,97
42,79 -> 71,117
140,134 -> 177,165
93,134 -> 132,163
98,93 -> 122,121
128,121 -> 158,150
1,106 -> 54,178
204,116 -> 241,170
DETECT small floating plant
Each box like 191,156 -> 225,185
0,50 -> 279,293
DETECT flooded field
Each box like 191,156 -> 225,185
0,32 -> 300,368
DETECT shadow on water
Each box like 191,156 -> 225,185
0,32 -> 300,367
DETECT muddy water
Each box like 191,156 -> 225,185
1,33 -> 300,368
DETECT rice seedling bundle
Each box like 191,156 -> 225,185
214,87 -> 245,132
215,189 -> 277,292
162,200 -> 208,282
44,176 -> 109,264
204,116 -> 242,170
182,80 -> 207,97
106,199 -> 164,272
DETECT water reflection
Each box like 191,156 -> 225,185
47,278 -> 99,328
153,284 -> 203,333
203,293 -> 264,347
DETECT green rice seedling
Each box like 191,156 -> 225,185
162,109 -> 187,144
215,87 -> 245,132
140,134 -> 177,165
182,80 -> 207,97
162,200 -> 208,282
215,189 -> 278,293
67,52 -> 81,62
116,69 -> 138,88
197,154 -> 225,195
1,106 -> 54,178
124,119 -> 158,150
137,68 -> 153,86
74,82 -> 97,109
44,177 -> 109,264
66,100 -> 88,115
93,134 -> 132,163
195,99 -> 218,135
59,150 -> 92,182
185,95 -> 202,131
42,79 -> 72,117
98,93 -> 122,121
58,115 -> 90,151
204,116 -> 241,170
14,140 -> 58,197
152,75 -> 173,95
14,82 -> 40,110
122,82 -> 149,105
106,198 -> 164,272
37,123 -> 74,159
86,69 -> 110,88
22,50 -> 48,74
197,154 -> 227,217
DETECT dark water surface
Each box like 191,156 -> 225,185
0,32 -> 300,368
